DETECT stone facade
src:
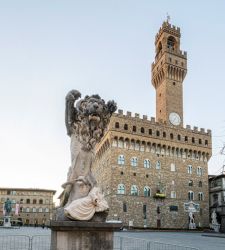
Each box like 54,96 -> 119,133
93,21 -> 212,229
0,187 -> 56,226
209,174 -> 225,232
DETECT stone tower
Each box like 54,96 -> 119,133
151,21 -> 187,127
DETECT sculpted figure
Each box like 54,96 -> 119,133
4,198 -> 12,216
60,90 -> 117,220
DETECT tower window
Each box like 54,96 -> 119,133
141,127 -> 145,133
149,129 -> 152,135
156,131 -> 160,136
173,82 -> 176,86
163,132 -> 166,138
115,122 -> 119,128
177,134 -> 181,141
167,36 -> 176,50
124,124 -> 128,130
205,140 -> 208,146
185,136 -> 188,142
170,133 -> 174,139
192,137 -> 195,143
133,126 -> 136,132
199,139 -> 202,144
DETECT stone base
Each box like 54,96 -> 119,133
50,220 -> 122,250
3,216 -> 11,227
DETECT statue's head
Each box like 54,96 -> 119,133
69,91 -> 117,149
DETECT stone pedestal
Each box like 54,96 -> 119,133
50,220 -> 122,250
3,216 -> 11,227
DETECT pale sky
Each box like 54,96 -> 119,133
0,0 -> 225,201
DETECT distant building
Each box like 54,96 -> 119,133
0,187 -> 56,226
93,21 -> 212,229
209,174 -> 225,232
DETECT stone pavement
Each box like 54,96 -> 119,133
115,231 -> 225,250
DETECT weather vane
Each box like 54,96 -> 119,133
166,12 -> 171,23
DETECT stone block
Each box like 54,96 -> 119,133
50,220 -> 122,250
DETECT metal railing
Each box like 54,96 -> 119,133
0,235 -> 199,250
113,236 -> 199,250
0,235 -> 50,250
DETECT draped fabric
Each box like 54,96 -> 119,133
64,187 -> 108,220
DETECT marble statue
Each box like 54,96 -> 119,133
60,90 -> 117,221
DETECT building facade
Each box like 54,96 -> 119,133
0,187 -> 56,226
93,21 -> 212,229
209,174 -> 225,232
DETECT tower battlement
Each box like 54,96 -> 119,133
115,110 -> 211,136
155,21 -> 181,44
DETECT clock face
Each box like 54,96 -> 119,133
169,112 -> 181,126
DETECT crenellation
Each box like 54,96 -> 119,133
151,117 -> 156,123
127,111 -> 131,117
207,129 -> 212,135
135,113 -> 140,118
118,109 -> 123,115
193,126 -> 198,132
200,128 -> 205,133
143,115 -> 148,120
186,125 -> 191,130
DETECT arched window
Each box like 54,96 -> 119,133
197,167 -> 203,176
39,199 -> 43,205
187,165 -> 192,174
133,126 -> 136,132
170,133 -> 174,139
33,199 -> 37,204
26,199 -> 30,204
199,181 -> 202,187
117,184 -> 125,194
115,122 -> 119,128
118,139 -> 124,148
131,157 -> 138,167
171,163 -> 176,172
149,129 -> 152,135
185,136 -> 188,142
156,160 -> 161,170
163,132 -> 166,138
199,139 -> 202,144
141,127 -> 145,133
32,208 -> 36,212
144,159 -> 151,168
144,186 -> 151,197
188,191 -> 194,201
188,180 -> 193,186
156,131 -> 160,136
167,36 -> 176,50
171,191 -> 176,199
198,192 -> 203,201
177,134 -> 181,140
124,124 -> 128,130
192,137 -> 195,143
131,185 -> 138,196
118,155 -> 125,165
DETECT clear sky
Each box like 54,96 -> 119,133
0,0 -> 225,201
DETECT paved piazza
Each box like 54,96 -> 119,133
115,231 -> 225,250
0,227 -> 225,250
